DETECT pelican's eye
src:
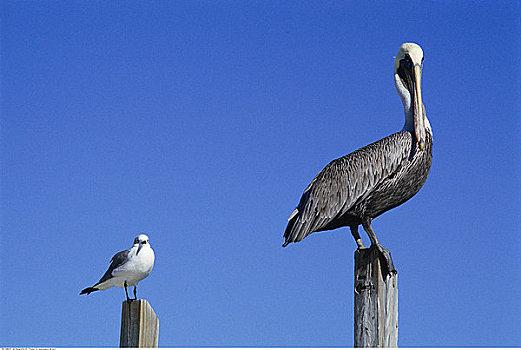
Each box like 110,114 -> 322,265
402,54 -> 412,67
397,61 -> 409,86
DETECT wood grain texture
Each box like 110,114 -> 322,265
120,299 -> 159,348
354,247 -> 398,347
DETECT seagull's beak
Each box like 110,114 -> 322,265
137,244 -> 142,255
412,64 -> 425,150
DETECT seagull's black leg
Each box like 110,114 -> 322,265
124,281 -> 131,302
133,286 -> 137,300
350,225 -> 366,249
361,217 -> 396,276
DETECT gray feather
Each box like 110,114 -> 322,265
284,129 -> 432,245
94,249 -> 131,286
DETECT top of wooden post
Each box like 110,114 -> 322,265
120,299 -> 159,348
354,247 -> 398,347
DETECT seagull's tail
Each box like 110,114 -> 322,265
80,287 -> 99,295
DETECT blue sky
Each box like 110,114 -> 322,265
1,1 -> 520,347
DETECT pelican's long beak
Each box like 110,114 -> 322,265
412,64 -> 425,150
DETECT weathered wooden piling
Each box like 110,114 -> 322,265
354,247 -> 398,347
120,299 -> 159,347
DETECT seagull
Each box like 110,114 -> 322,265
80,234 -> 155,301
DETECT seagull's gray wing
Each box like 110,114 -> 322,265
95,249 -> 131,285
283,131 -> 412,245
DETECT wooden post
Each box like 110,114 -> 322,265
120,299 -> 159,347
354,247 -> 398,347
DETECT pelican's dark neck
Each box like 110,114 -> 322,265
395,72 -> 415,132
403,104 -> 415,132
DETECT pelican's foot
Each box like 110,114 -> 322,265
374,243 -> 397,276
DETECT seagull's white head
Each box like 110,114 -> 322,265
133,234 -> 150,254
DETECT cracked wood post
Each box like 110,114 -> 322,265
354,247 -> 398,347
120,299 -> 159,347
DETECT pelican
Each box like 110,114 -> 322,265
283,43 -> 432,275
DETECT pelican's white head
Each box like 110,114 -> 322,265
394,43 -> 424,73
394,42 -> 426,150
